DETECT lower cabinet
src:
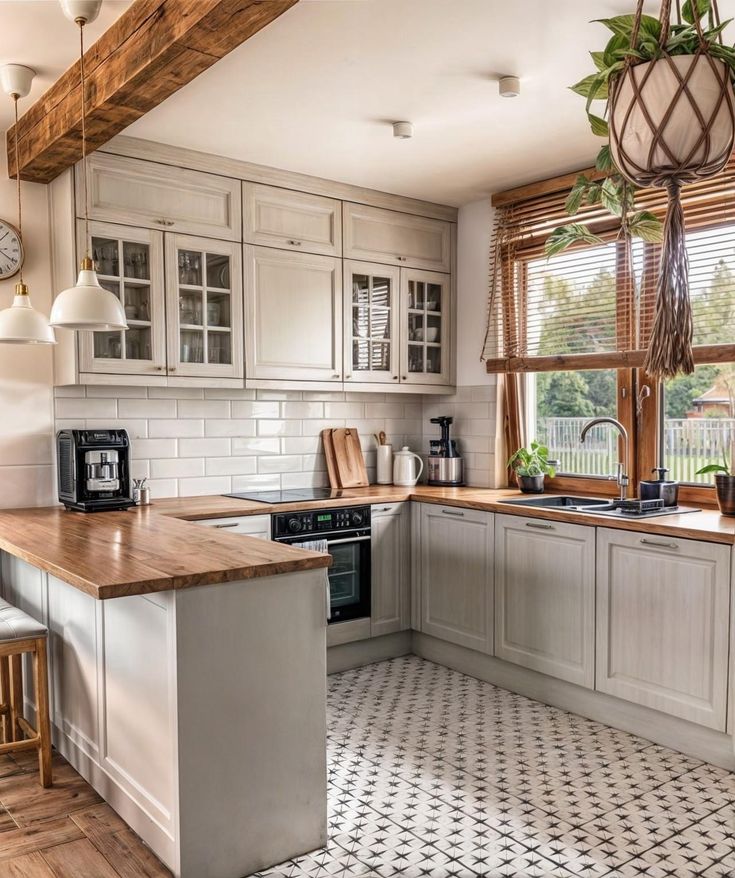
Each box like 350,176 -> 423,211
418,504 -> 494,653
494,514 -> 595,688
596,528 -> 731,730
192,514 -> 271,539
370,502 -> 410,637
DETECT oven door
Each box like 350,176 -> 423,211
324,534 -> 371,623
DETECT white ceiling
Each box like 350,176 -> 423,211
0,0 -> 131,132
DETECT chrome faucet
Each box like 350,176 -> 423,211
579,417 -> 630,501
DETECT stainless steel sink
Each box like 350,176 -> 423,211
500,495 -> 611,510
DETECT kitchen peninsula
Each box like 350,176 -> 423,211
0,506 -> 331,878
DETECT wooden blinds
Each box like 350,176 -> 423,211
485,160 -> 735,373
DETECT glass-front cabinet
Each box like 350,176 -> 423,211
401,269 -> 451,385
343,261 -> 400,384
78,222 -> 166,375
165,235 -> 243,379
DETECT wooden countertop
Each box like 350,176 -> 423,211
0,485 -> 732,601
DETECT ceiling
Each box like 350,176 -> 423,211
0,0 -> 131,134
3,0 -> 664,206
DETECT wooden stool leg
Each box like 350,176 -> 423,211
0,656 -> 10,743
32,639 -> 52,788
9,654 -> 23,742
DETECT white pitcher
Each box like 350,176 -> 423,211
393,446 -> 424,487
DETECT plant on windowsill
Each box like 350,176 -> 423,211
508,442 -> 557,494
696,450 -> 735,515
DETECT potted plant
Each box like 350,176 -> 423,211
696,452 -> 735,515
508,442 -> 557,494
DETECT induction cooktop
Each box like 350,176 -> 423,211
224,488 -> 335,505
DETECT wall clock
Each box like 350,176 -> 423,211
0,219 -> 24,280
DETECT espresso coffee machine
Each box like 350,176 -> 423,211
428,416 -> 464,487
57,429 -> 135,512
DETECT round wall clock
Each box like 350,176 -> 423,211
0,219 -> 24,280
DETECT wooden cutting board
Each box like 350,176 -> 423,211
331,428 -> 369,488
321,429 -> 342,489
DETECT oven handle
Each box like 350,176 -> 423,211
325,535 -> 371,546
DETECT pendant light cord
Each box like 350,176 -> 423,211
13,94 -> 23,286
78,17 -> 90,260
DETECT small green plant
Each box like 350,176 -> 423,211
507,441 -> 557,478
696,453 -> 732,476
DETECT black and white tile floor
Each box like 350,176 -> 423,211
256,656 -> 735,878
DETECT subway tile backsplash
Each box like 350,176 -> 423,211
54,384 -> 497,499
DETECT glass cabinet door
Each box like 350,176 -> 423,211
344,261 -> 399,384
166,235 -> 243,379
401,269 -> 452,385
78,222 -> 166,375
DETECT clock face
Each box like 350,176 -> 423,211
0,220 -> 24,280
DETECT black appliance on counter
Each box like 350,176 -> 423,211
428,416 -> 464,486
272,505 -> 371,623
57,429 -> 135,513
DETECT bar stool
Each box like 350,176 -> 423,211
0,598 -> 52,787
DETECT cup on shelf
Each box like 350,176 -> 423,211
425,327 -> 438,342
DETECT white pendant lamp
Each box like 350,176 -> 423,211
50,0 -> 127,332
0,65 -> 55,344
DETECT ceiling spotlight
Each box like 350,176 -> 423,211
392,121 -> 413,139
499,75 -> 521,98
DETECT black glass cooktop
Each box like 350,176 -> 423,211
224,488 -> 335,505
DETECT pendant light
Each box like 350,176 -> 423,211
0,65 -> 56,344
50,0 -> 127,331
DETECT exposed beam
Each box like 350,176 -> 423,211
7,0 -> 298,184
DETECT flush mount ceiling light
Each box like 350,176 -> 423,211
51,0 -> 128,332
499,75 -> 521,98
392,121 -> 414,139
0,64 -> 56,344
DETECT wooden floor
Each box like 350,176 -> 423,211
0,748 -> 172,877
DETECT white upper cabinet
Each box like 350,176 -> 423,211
245,245 -> 343,383
80,153 -> 241,241
244,184 -> 342,256
166,235 -> 244,380
343,261 -> 400,385
78,221 -> 167,377
344,203 -> 451,272
400,269 -> 452,386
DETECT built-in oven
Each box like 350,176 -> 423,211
272,506 -> 371,623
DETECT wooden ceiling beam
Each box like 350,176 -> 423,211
6,0 -> 298,184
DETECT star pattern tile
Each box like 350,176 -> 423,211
256,656 -> 735,878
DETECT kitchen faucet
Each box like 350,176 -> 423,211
579,417 -> 630,501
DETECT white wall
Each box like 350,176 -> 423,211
0,153 -> 55,507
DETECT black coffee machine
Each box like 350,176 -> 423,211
57,429 -> 135,512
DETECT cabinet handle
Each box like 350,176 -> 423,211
441,509 -> 465,517
154,365 -> 164,371
402,375 -> 407,380
525,522 -> 554,530
154,218 -> 174,226
287,239 -> 302,246
332,373 -> 341,379
393,375 -> 398,380
169,367 -> 177,372
396,256 -> 407,262
376,506 -> 392,512
640,538 -> 679,549
213,522 -> 240,529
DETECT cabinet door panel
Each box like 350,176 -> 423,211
344,203 -> 451,271
81,153 -> 241,241
596,528 -> 731,730
344,261 -> 400,385
244,183 -> 341,256
419,504 -> 493,653
495,515 -> 595,687
78,221 -> 166,376
371,503 -> 410,637
245,245 -> 343,382
400,269 -> 451,386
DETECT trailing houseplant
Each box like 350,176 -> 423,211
549,0 -> 735,379
508,441 -> 557,494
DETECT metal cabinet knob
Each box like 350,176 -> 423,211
154,218 -> 174,227
396,255 -> 407,262
287,239 -> 302,246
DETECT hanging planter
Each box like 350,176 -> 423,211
564,0 -> 735,379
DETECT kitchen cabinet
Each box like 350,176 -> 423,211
244,183 -> 342,256
192,515 -> 270,540
401,269 -> 451,386
418,504 -> 494,653
494,514 -> 595,688
166,234 -> 243,380
78,221 -> 166,377
344,203 -> 451,272
344,261 -> 400,384
371,503 -> 410,637
596,528 -> 731,730
245,245 -> 343,383
80,152 -> 241,241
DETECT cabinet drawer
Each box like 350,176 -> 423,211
244,183 -> 341,256
344,203 -> 451,272
80,154 -> 241,241
596,528 -> 731,730
193,515 -> 271,539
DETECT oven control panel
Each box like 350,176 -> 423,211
272,505 -> 371,538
